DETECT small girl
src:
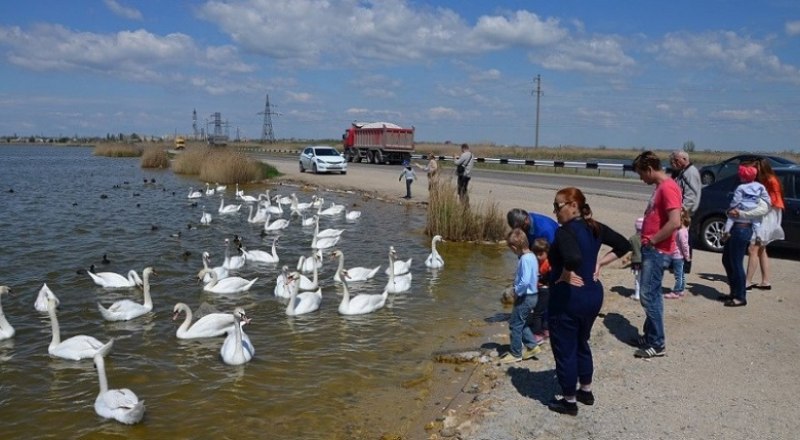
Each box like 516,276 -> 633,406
629,217 -> 644,300
665,209 -> 691,299
398,161 -> 416,199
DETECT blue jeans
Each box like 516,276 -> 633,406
670,258 -> 685,292
722,223 -> 752,303
509,294 -> 538,357
640,246 -> 670,349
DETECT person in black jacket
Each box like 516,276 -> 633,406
546,187 -> 631,416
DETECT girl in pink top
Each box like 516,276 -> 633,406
665,209 -> 691,299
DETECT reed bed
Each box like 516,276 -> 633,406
140,147 -> 169,168
425,178 -> 507,242
172,147 -> 277,183
93,144 -> 142,157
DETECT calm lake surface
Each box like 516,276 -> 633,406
0,145 -> 516,439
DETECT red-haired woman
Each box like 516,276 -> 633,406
546,187 -> 630,416
746,159 -> 785,290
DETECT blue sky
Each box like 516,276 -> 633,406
1,0 -> 800,152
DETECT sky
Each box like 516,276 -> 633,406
1,0 -> 800,152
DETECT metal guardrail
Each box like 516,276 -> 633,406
236,147 -> 637,177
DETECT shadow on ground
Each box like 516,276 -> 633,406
506,366 -> 558,405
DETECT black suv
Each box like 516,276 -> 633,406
692,165 -> 800,252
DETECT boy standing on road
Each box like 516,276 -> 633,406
398,160 -> 417,199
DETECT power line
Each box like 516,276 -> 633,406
257,94 -> 280,143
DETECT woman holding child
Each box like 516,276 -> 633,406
546,187 -> 630,416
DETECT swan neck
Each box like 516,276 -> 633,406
95,356 -> 109,394
336,253 -> 344,277
234,318 -> 243,357
286,280 -> 298,314
142,272 -> 152,307
177,305 -> 192,336
48,304 -> 61,346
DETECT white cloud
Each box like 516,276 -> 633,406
286,91 -> 314,103
470,68 -> 501,81
197,0 -> 571,65
0,24 -> 253,84
656,31 -> 800,83
346,108 -> 370,116
103,0 -> 143,21
427,106 -> 461,120
538,36 -> 635,74
709,108 -> 767,122
786,20 -> 800,36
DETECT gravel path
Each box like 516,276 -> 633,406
264,155 -> 800,440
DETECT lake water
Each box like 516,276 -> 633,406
0,145 -> 516,439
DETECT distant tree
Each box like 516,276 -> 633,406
683,140 -> 696,153
118,133 -> 124,141
131,132 -> 141,142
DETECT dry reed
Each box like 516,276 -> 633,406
425,177 -> 507,242
140,147 -> 169,168
93,144 -> 141,157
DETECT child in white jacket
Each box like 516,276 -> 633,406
399,162 -> 416,199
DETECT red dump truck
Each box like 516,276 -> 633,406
342,122 -> 415,164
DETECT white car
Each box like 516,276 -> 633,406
299,145 -> 347,175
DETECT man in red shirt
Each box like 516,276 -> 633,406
631,151 -> 682,358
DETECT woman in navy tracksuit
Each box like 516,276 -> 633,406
547,187 -> 631,416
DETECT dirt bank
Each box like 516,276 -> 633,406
265,157 -> 799,440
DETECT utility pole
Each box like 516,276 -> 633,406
192,109 -> 198,139
258,93 -> 280,143
532,75 -> 542,148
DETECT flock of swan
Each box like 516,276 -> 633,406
0,183 -> 448,426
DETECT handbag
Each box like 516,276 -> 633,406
456,153 -> 472,176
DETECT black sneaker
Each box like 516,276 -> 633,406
576,390 -> 595,406
634,346 -> 666,358
547,398 -> 578,416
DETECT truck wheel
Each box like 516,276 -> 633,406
375,150 -> 384,164
299,161 -> 305,173
367,151 -> 375,164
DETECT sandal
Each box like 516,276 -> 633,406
745,283 -> 759,291
755,284 -> 772,291
723,299 -> 747,307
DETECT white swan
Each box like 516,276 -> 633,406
264,195 -> 284,216
331,250 -> 380,282
311,196 -> 324,208
311,233 -> 340,250
285,272 -> 322,316
222,240 -> 246,270
187,187 -> 202,199
276,194 -> 293,205
300,212 -> 316,227
345,209 -> 362,221
314,215 -> 344,238
318,202 -> 344,217
200,207 -> 212,225
172,302 -> 236,339
274,265 -> 294,299
93,340 -> 145,424
297,249 -> 322,274
425,235 -> 445,269
215,183 -> 227,192
88,268 -> 143,289
35,283 -> 58,313
45,290 -> 111,360
385,249 -> 412,294
338,270 -> 388,316
220,308 -> 253,365
297,259 -> 319,291
234,183 -> 244,198
247,204 -> 269,224
264,214 -> 290,232
238,193 -> 258,204
204,182 -> 215,196
98,267 -> 155,321
291,193 -> 314,212
201,251 -> 229,283
241,238 -> 279,264
384,246 -> 412,276
198,268 -> 257,294
219,195 -> 242,214
0,286 -> 15,340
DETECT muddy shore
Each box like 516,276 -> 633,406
264,157 -> 799,440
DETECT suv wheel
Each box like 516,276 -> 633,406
699,216 -> 726,252
312,163 -> 319,174
701,171 -> 715,185
299,161 -> 305,173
